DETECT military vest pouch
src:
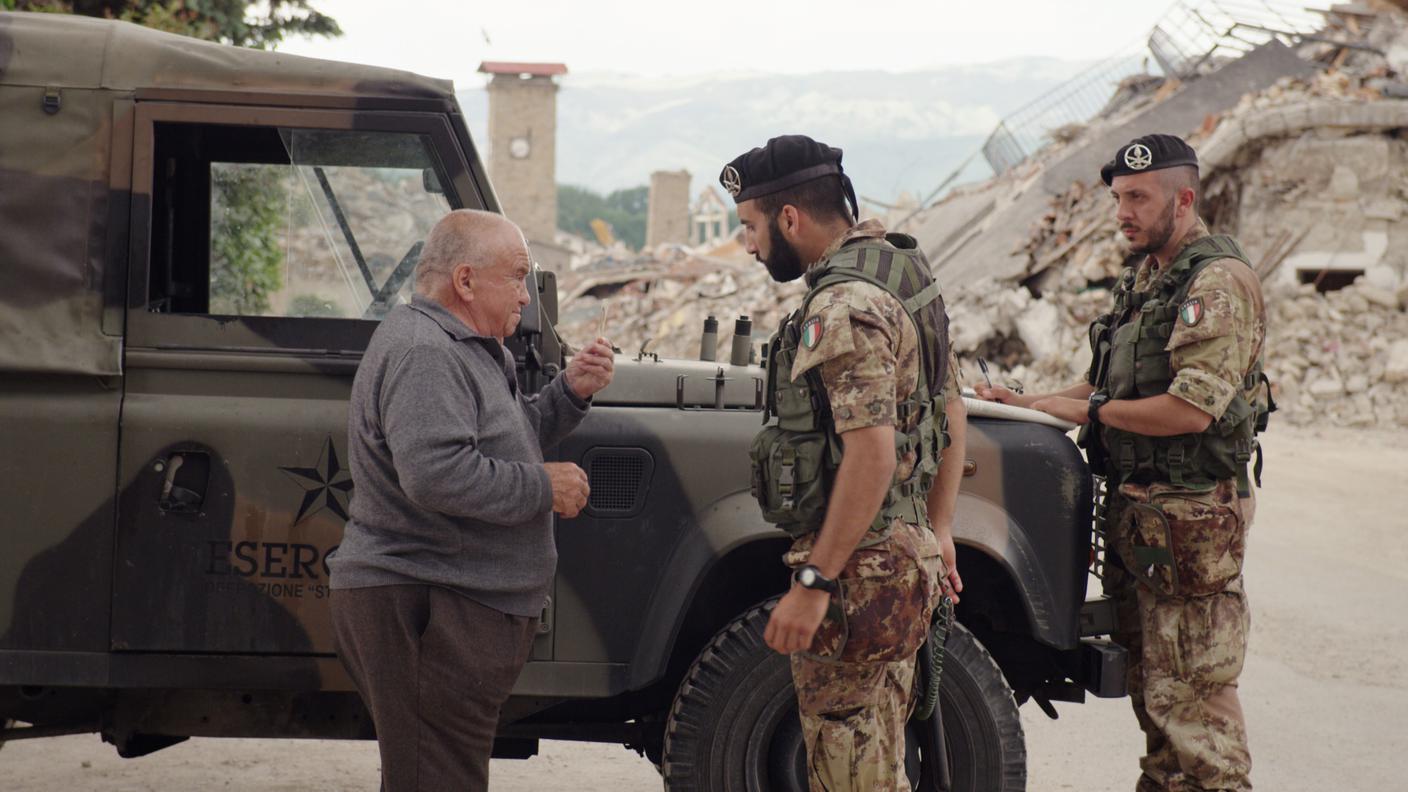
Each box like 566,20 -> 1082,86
1117,482 -> 1245,598
752,234 -> 952,539
1090,235 -> 1272,489
750,426 -> 832,537
1086,313 -> 1116,386
1103,320 -> 1140,399
1118,502 -> 1179,597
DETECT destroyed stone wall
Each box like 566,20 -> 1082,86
1199,89 -> 1408,293
1262,278 -> 1408,427
956,41 -> 1408,426
554,239 -> 802,363
551,3 -> 1408,430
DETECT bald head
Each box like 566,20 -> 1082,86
415,209 -> 526,296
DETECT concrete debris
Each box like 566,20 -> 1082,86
553,235 -> 804,362
553,3 -> 1408,430
923,1 -> 1408,429
1385,339 -> 1408,384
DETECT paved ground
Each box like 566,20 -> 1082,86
4,426 -> 1406,790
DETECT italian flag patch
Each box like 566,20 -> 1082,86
1179,297 -> 1204,326
801,315 -> 824,349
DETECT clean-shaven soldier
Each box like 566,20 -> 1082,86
328,209 -> 614,792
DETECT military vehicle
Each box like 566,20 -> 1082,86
0,12 -> 1125,791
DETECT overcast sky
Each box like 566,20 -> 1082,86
279,0 -> 1191,86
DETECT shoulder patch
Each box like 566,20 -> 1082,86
801,315 -> 824,349
1179,297 -> 1204,327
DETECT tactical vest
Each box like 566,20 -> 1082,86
1084,235 -> 1274,493
750,233 -> 951,538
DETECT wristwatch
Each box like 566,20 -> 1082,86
1088,391 -> 1110,425
793,564 -> 839,595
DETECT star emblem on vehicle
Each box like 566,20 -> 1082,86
279,436 -> 354,526
1124,143 -> 1153,170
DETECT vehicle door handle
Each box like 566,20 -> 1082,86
537,596 -> 553,636
156,452 -> 210,513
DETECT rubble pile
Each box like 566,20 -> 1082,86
552,3 -> 1408,429
935,1 -> 1408,426
1262,278 -> 1408,427
552,241 -> 803,361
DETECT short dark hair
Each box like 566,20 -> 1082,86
1160,165 -> 1200,208
755,174 -> 852,224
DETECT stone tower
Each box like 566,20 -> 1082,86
479,61 -> 566,249
646,169 -> 691,249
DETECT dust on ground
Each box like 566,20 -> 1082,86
4,425 -> 1406,790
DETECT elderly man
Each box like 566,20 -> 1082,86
328,209 -> 613,792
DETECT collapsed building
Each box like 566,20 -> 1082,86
555,1 -> 1408,428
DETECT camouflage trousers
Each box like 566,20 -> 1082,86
784,520 -> 943,792
1106,480 -> 1253,792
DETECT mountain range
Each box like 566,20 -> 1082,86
456,57 -> 1096,204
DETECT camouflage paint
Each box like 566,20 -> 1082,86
0,12 -> 1105,756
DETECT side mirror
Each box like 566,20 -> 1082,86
518,278 -> 542,335
536,267 -> 558,329
422,168 -> 443,194
516,263 -> 548,335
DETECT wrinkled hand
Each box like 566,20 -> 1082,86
764,585 -> 831,655
974,384 -> 1019,404
935,527 -> 963,605
544,462 -> 589,518
1030,396 -> 1088,425
566,337 -> 615,400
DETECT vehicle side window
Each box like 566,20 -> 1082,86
150,123 -> 451,321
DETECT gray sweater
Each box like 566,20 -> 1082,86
328,295 -> 589,617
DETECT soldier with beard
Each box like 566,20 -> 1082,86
721,135 -> 966,791
976,133 -> 1271,792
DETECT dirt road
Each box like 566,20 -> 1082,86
5,427 -> 1406,790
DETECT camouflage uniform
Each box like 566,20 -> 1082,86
1102,221 -> 1265,792
782,220 -> 961,792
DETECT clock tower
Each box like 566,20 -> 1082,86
479,61 -> 566,261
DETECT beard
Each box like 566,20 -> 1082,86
761,215 -> 805,283
1126,197 -> 1177,256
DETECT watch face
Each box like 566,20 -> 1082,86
798,567 -> 817,587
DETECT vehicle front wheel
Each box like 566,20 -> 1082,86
661,600 -> 1027,792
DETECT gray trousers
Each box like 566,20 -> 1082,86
332,585 -> 538,792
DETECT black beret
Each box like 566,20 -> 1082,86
1100,133 -> 1199,186
719,134 -> 846,203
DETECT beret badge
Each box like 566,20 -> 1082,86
1124,143 -> 1153,171
721,165 -> 742,197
